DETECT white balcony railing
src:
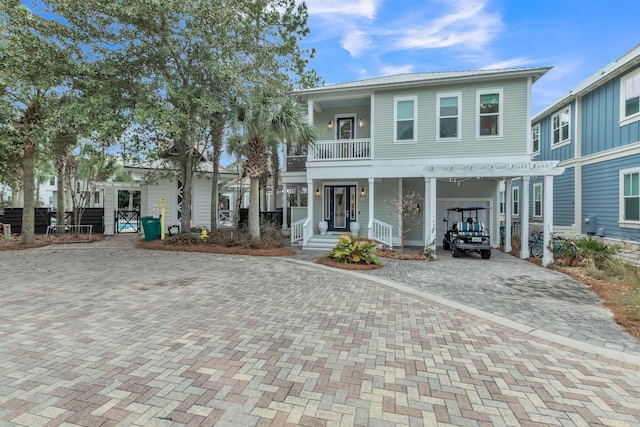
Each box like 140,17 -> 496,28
310,139 -> 371,161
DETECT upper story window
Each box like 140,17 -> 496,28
620,168 -> 640,225
49,177 -> 55,186
532,124 -> 540,154
533,182 -> 543,217
476,89 -> 503,138
437,92 -> 461,140
551,105 -> 571,147
620,68 -> 640,127
512,186 -> 519,216
394,96 -> 417,142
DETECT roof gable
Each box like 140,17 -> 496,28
533,44 -> 640,122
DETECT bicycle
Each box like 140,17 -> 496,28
528,231 -> 577,258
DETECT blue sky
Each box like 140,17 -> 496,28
299,0 -> 639,115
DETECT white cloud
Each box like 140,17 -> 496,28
341,30 -> 371,57
481,57 -> 534,70
303,0 -> 379,19
391,0 -> 503,50
380,64 -> 414,76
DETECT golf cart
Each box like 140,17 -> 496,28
442,206 -> 492,259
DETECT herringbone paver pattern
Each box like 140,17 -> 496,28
1,241 -> 639,426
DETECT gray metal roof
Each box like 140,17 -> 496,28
294,67 -> 552,96
533,44 -> 640,122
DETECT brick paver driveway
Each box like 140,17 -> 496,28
1,241 -> 639,426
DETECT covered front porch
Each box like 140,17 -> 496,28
284,159 -> 564,266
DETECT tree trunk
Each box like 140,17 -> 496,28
21,140 -> 36,244
56,159 -> 65,232
180,148 -> 193,232
248,176 -> 260,241
270,147 -> 280,211
209,114 -> 224,230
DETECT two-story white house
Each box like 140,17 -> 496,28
284,68 -> 565,265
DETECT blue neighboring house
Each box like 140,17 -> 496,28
518,44 -> 640,252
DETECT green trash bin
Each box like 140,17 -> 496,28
141,216 -> 161,241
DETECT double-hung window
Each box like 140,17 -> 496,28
437,92 -> 461,139
533,183 -> 543,218
512,187 -> 519,216
532,123 -> 540,154
620,168 -> 640,225
499,190 -> 505,214
551,106 -> 571,146
394,96 -> 417,142
620,69 -> 640,126
477,89 -> 502,138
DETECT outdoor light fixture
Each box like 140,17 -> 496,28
360,187 -> 366,197
327,121 -> 333,130
358,118 -> 365,128
315,188 -> 321,197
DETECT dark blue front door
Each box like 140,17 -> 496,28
325,185 -> 356,232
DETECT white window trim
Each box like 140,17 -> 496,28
533,182 -> 543,218
476,88 -> 503,139
532,123 -> 540,156
620,68 -> 640,127
394,95 -> 418,143
436,92 -> 461,141
551,105 -> 571,149
619,167 -> 640,228
499,190 -> 505,214
512,187 -> 520,217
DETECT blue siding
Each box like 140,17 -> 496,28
581,64 -> 640,156
553,168 -> 574,226
582,154 -> 640,241
533,101 -> 575,163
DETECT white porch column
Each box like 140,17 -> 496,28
103,186 -> 115,236
520,176 -> 530,259
307,179 -> 314,228
504,179 -> 512,253
282,183 -> 288,230
424,177 -> 437,257
542,175 -> 554,267
367,178 -> 374,238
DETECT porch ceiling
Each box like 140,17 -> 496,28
423,160 -> 564,179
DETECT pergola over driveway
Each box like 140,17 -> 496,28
422,160 -> 565,266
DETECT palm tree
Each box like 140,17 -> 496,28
233,92 -> 316,242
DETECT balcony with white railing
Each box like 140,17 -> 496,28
310,139 -> 371,161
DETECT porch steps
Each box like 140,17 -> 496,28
303,234 -> 340,250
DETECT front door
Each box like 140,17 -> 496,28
325,185 -> 356,232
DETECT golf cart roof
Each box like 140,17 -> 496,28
446,206 -> 491,212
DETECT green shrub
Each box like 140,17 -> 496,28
165,232 -> 199,245
329,233 -> 381,265
572,236 -> 619,268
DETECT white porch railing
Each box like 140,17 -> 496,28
291,218 -> 305,244
369,219 -> 393,248
291,217 -> 312,245
310,139 -> 371,161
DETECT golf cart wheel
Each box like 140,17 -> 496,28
442,239 -> 450,251
451,246 -> 461,258
481,249 -> 491,259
